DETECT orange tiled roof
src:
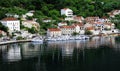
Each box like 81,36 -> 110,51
48,28 -> 61,31
86,27 -> 94,30
62,8 -> 69,10
2,17 -> 18,21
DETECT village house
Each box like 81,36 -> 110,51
72,23 -> 85,34
42,18 -> 52,23
73,16 -> 84,23
59,25 -> 75,35
100,17 -> 110,23
85,17 -> 99,23
104,22 -> 115,30
26,10 -> 35,17
108,10 -> 120,17
61,8 -> 73,17
58,22 -> 67,27
22,20 -> 40,30
61,8 -> 73,21
47,28 -> 62,37
0,17 -> 20,32
93,22 -> 104,31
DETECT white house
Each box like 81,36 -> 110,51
73,23 -> 85,34
61,8 -> 73,17
58,22 -> 67,27
26,10 -> 35,17
47,28 -> 62,37
0,17 -> 20,32
42,18 -> 52,23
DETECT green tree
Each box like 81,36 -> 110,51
85,30 -> 92,35
0,22 -> 8,33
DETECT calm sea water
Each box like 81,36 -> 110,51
0,36 -> 120,71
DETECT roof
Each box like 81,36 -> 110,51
86,27 -> 94,30
61,8 -> 72,11
48,28 -> 61,31
62,8 -> 69,10
93,22 -> 103,24
73,16 -> 83,20
1,17 -> 18,21
60,25 -> 75,29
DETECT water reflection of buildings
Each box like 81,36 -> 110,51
21,42 -> 41,59
0,42 -> 42,62
86,36 -> 115,48
0,36 -> 116,62
47,36 -> 116,57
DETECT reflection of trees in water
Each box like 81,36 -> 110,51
40,44 -> 113,71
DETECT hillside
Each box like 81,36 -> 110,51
0,0 -> 120,20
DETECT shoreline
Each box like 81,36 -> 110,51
0,39 -> 31,45
0,34 -> 119,45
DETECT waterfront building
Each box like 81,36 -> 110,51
47,28 -> 62,37
0,17 -> 20,32
60,25 -> 75,35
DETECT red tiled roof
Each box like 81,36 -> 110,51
62,8 -> 69,10
74,16 -> 83,19
48,28 -> 61,31
60,25 -> 75,29
2,17 -> 18,21
86,27 -> 94,30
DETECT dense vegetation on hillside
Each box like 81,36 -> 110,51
0,0 -> 120,19
0,0 -> 120,34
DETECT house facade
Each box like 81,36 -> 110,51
61,8 -> 73,17
60,26 -> 75,35
0,17 -> 20,32
85,17 -> 99,23
73,23 -> 85,34
58,22 -> 67,27
47,28 -> 62,37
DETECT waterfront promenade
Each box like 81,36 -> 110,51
0,39 -> 31,45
